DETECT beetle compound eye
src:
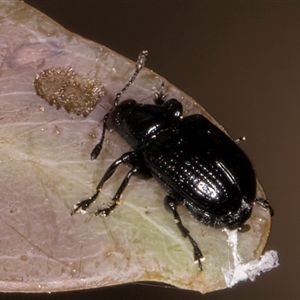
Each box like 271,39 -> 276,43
34,67 -> 104,116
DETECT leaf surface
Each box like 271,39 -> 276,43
0,1 -> 276,294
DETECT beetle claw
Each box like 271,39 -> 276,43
196,259 -> 203,271
71,192 -> 100,215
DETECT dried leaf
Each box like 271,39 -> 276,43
0,1 -> 277,294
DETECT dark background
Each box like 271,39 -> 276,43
2,1 -> 300,300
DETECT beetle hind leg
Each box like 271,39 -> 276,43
164,195 -> 204,271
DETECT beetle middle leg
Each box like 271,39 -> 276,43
164,195 -> 204,271
72,151 -> 151,216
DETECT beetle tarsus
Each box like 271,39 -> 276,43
71,192 -> 99,215
165,195 -> 204,271
255,198 -> 274,216
187,235 -> 204,271
95,203 -> 117,217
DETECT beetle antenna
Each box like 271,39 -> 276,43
114,50 -> 148,106
90,113 -> 109,160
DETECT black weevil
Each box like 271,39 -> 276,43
72,51 -> 273,270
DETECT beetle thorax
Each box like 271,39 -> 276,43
107,100 -> 179,150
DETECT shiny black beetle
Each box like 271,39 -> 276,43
72,51 -> 273,270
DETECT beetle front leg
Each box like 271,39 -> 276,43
164,195 -> 204,271
72,151 -> 151,216
95,152 -> 152,216
71,151 -> 135,215
95,167 -> 137,217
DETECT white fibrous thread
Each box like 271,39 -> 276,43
222,229 -> 279,288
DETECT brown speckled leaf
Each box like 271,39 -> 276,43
0,0 -> 277,294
